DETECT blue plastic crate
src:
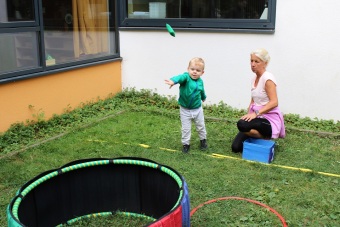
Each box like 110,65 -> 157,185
242,138 -> 275,163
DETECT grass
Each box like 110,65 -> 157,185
0,88 -> 339,226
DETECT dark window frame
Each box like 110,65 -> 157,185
119,0 -> 276,31
0,0 -> 38,28
0,0 -> 120,84
0,27 -> 43,80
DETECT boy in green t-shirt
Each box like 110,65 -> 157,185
165,57 -> 208,153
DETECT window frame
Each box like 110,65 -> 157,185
119,0 -> 276,32
0,0 -> 120,84
0,27 -> 43,80
0,0 -> 38,28
0,0 -> 42,81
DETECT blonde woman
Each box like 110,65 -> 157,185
232,48 -> 285,153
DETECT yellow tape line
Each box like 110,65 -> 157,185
87,140 -> 339,178
159,147 -> 178,152
210,153 -> 340,178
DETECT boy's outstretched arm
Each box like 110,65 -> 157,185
164,79 -> 175,89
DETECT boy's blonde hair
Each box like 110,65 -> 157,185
188,57 -> 205,69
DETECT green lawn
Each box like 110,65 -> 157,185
1,89 -> 339,226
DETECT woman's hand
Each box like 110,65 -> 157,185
241,112 -> 257,122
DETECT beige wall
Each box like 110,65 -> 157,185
0,61 -> 122,132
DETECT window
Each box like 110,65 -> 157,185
42,0 -> 116,66
0,0 -> 40,79
0,31 -> 39,75
119,0 -> 276,30
0,0 -> 35,23
0,0 -> 119,83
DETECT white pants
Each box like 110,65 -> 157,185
180,106 -> 207,145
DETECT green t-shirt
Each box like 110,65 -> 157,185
170,72 -> 207,109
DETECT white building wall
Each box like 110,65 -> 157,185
120,0 -> 340,121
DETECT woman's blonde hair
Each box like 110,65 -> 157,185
251,48 -> 270,63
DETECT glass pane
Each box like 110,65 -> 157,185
42,0 -> 115,66
216,0 -> 268,19
0,0 -> 35,22
127,0 -> 267,19
0,32 -> 39,75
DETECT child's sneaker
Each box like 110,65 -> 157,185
200,139 -> 208,150
182,144 -> 190,153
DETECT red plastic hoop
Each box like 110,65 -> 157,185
190,196 -> 287,227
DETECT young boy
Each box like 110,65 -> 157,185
165,57 -> 208,153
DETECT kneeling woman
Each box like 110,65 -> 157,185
232,48 -> 285,153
